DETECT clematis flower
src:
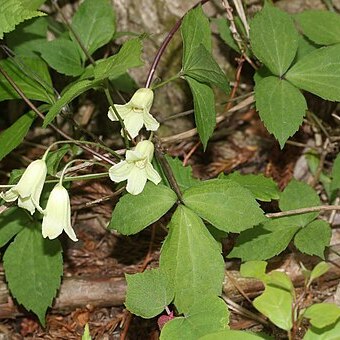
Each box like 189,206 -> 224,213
42,183 -> 78,242
109,140 -> 161,195
0,159 -> 47,215
108,88 -> 159,139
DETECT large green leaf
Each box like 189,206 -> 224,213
183,179 -> 265,233
160,296 -> 229,340
255,76 -> 307,148
0,0 -> 45,39
286,44 -> 340,101
70,0 -> 115,61
199,330 -> 269,340
3,224 -> 63,324
20,0 -> 46,10
0,110 -> 36,161
249,3 -> 298,76
295,10 -> 340,46
240,261 -> 267,281
304,303 -> 340,329
38,39 -> 84,77
294,220 -> 331,258
160,205 -> 224,314
0,56 -> 54,103
125,268 -> 174,318
109,183 -> 177,235
303,320 -> 340,340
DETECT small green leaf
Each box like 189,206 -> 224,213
199,330 -> 269,340
249,3 -> 298,76
240,261 -> 267,280
185,77 -> 216,149
0,110 -> 36,161
70,0 -> 115,61
265,271 -> 294,294
253,285 -> 293,331
82,324 -> 92,340
331,153 -> 340,191
45,144 -> 70,176
294,220 -> 331,258
303,320 -> 340,340
20,0 -> 46,10
304,303 -> 340,329
183,44 -> 230,93
160,296 -> 229,340
224,172 -> 280,201
294,35 -> 320,62
109,183 -> 177,235
255,76 -> 307,148
0,207 -> 28,248
3,224 -> 63,324
295,10 -> 340,46
39,39 -> 84,77
309,262 -> 330,285
125,268 -> 174,318
183,179 -> 265,233
279,180 -> 320,227
160,205 -> 224,314
286,44 -> 340,101
214,18 -> 240,53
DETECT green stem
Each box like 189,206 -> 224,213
45,172 -> 109,184
151,74 -> 181,90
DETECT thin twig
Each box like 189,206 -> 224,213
266,205 -> 340,218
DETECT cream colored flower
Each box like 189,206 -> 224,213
0,159 -> 47,214
108,88 -> 159,139
42,183 -> 78,242
109,140 -> 161,195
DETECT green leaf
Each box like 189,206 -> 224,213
304,303 -> 340,329
199,330 -> 269,340
224,172 -> 280,201
279,179 -> 320,227
331,153 -> 340,191
183,44 -> 230,93
70,0 -> 115,61
0,56 -> 54,103
160,205 -> 224,314
0,0 -> 45,39
294,220 -> 331,258
228,221 -> 299,261
6,17 -> 48,57
3,224 -> 63,324
183,179 -> 265,233
295,10 -> 340,46
240,261 -> 267,280
109,183 -> 177,235
43,79 -> 96,127
0,207 -> 28,248
45,144 -> 70,176
286,44 -> 340,101
265,271 -> 294,294
214,18 -> 240,53
0,110 -> 36,161
93,38 -> 143,81
82,324 -> 92,340
253,285 -> 293,331
125,268 -> 174,318
309,262 -> 331,284
38,39 -> 84,77
303,320 -> 340,340
160,295 -> 229,340
254,76 -> 307,148
20,0 -> 46,10
294,35 -> 320,62
249,3 -> 298,76
185,77 -> 216,149
181,5 -> 211,66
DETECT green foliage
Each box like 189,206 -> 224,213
303,319 -> 340,340
240,261 -> 267,280
254,76 -> 307,148
183,179 -> 265,233
125,269 -> 174,318
331,153 -> 340,191
20,0 -> 45,10
109,183 -> 177,235
294,35 -> 319,62
82,324 -> 92,340
0,0 -> 45,39
160,205 -> 224,314
250,3 -> 298,76
0,110 -> 36,161
3,224 -> 63,324
45,144 -> 70,176
214,18 -> 240,53
309,262 -> 330,285
304,303 -> 340,328
294,10 -> 340,46
160,296 -> 229,340
199,330 -> 269,339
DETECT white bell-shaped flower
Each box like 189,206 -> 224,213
0,159 -> 47,214
42,183 -> 78,242
109,140 -> 161,195
108,88 -> 159,139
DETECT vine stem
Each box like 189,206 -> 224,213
266,205 -> 340,218
0,66 -> 116,166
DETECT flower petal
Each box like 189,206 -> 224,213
109,161 -> 134,182
0,188 -> 19,202
125,149 -> 143,162
126,167 -> 147,195
143,110 -> 160,131
145,163 -> 162,185
123,111 -> 144,139
18,196 -> 36,215
108,104 -> 132,121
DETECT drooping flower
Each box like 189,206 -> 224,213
0,159 -> 47,215
108,88 -> 159,139
42,183 -> 78,242
109,140 -> 161,195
